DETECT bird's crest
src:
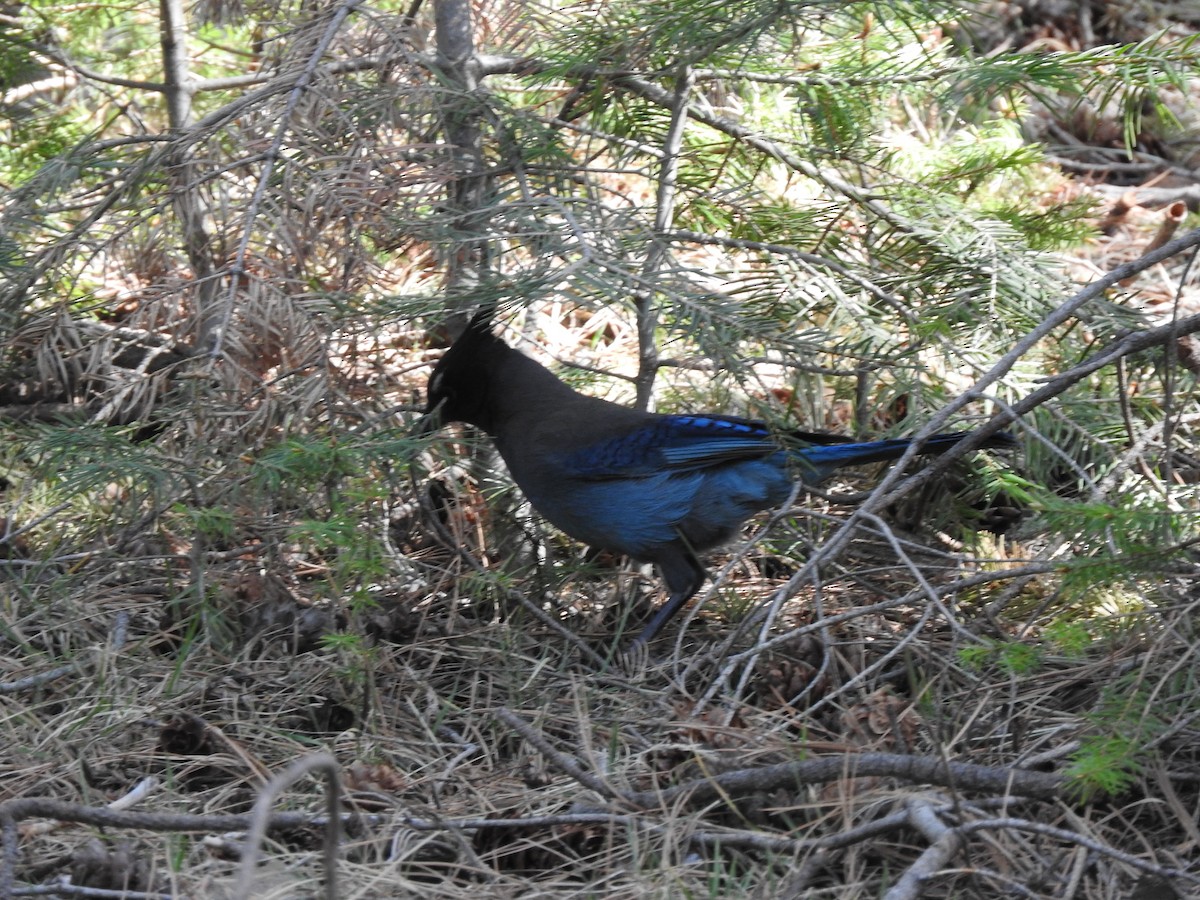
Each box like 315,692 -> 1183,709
424,308 -> 508,431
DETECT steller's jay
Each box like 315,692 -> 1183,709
421,313 -> 1016,645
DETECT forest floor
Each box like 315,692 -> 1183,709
4,7 -> 1200,900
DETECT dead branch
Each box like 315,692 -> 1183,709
621,753 -> 1065,810
1093,182 -> 1200,211
493,708 -> 630,806
491,707 -> 1065,810
231,754 -> 341,900
883,798 -> 967,900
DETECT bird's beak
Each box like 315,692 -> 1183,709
411,400 -> 444,437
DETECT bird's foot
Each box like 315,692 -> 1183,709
613,638 -> 654,676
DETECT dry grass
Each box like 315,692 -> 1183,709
3,202 -> 1200,895
2,402 -> 1198,900
3,23 -> 1200,893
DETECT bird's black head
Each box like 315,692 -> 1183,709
421,311 -> 505,434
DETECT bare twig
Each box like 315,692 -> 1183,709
690,561 -> 1061,712
209,0 -> 367,357
232,754 -> 342,900
633,64 -> 693,409
1,611 -> 132,695
493,707 -> 631,806
0,664 -> 77,695
958,818 -> 1199,888
17,779 -> 160,840
14,880 -> 175,898
883,799 -> 967,900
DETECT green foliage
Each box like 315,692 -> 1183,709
1063,648 -> 1198,800
320,630 -> 380,687
0,116 -> 84,178
958,617 -> 1104,674
0,26 -> 45,92
1047,491 -> 1191,563
951,631 -> 1157,800
543,0 -> 790,72
958,619 -> 1176,802
1065,734 -> 1143,799
1075,33 -> 1200,151
174,503 -> 236,543
1041,619 -> 1093,656
243,431 -> 416,607
1,1 -> 1198,894
291,512 -> 390,589
250,436 -> 361,495
29,425 -> 182,500
958,639 -> 1041,675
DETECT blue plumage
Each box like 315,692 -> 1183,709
421,314 -> 1016,645
561,414 -> 780,477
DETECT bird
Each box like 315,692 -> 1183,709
420,312 -> 1016,646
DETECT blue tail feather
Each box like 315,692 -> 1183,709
792,431 -> 1016,482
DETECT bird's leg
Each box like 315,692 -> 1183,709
629,548 -> 707,646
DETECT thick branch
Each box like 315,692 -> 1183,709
158,0 -> 195,128
433,0 -> 490,312
491,712 -> 1065,812
621,752 -> 1064,810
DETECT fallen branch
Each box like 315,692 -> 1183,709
231,754 -> 341,900
621,752 -> 1064,809
884,809 -> 1200,899
883,798 -> 967,900
493,707 -> 630,805
491,708 -> 1064,810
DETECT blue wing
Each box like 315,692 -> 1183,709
559,414 -> 780,479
